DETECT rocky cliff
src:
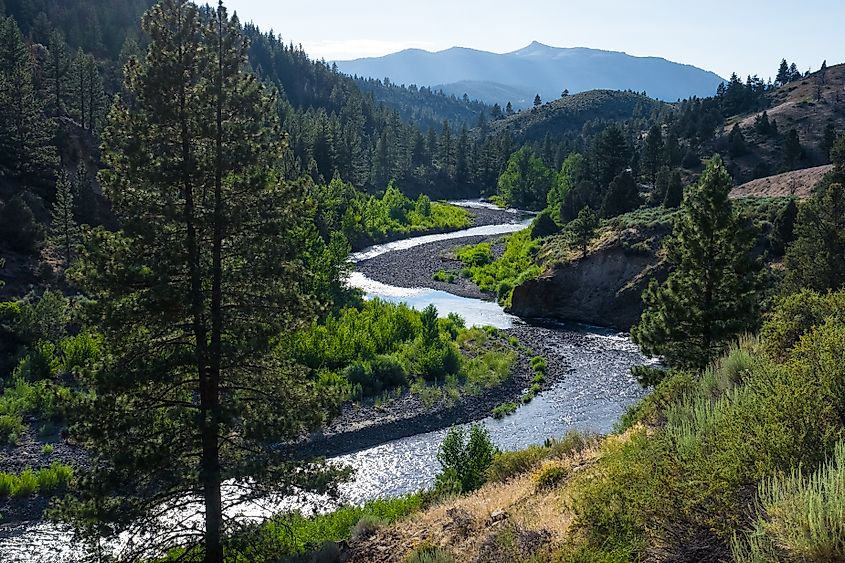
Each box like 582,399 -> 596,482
509,229 -> 669,331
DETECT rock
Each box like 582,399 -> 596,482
510,234 -> 669,330
487,509 -> 508,526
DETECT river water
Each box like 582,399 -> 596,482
0,203 -> 649,561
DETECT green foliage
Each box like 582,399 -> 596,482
455,243 -> 493,267
783,180 -> 845,293
457,230 -> 541,306
0,195 -> 46,255
733,440 -> 845,562
632,156 -> 763,370
245,495 -> 422,558
530,210 -> 559,239
486,432 -> 595,484
534,464 -> 568,490
432,270 -> 457,283
436,424 -> 497,494
567,310 -> 845,561
17,290 -> 70,344
497,148 -> 555,210
0,463 -> 72,498
566,206 -> 600,258
629,365 -> 667,388
761,290 -> 845,360
404,544 -> 454,563
491,401 -> 518,419
600,171 -> 641,219
50,172 -> 81,264
314,178 -> 470,250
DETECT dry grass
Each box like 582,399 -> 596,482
729,164 -> 833,199
345,441 -> 609,563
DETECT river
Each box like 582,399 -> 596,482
0,202 -> 649,561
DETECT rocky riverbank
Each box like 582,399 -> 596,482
356,205 -> 529,299
296,323 -> 572,460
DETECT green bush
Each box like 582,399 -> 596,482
257,495 -> 421,557
10,469 -> 38,496
60,331 -> 103,374
0,413 -> 25,444
35,463 -> 73,493
530,356 -> 547,372
404,544 -> 454,563
761,289 -> 845,360
436,424 -> 497,494
486,432 -> 595,484
491,402 -> 518,419
534,464 -> 568,490
432,270 -> 456,283
349,514 -> 386,542
456,243 -> 493,267
733,440 -> 845,562
530,210 -> 560,239
370,354 -> 407,389
457,231 -> 542,306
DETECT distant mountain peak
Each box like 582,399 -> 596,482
335,43 -> 724,107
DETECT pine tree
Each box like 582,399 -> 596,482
45,29 -> 71,116
821,122 -> 837,162
768,198 -> 797,257
55,2 -> 344,560
663,169 -> 683,208
0,16 -> 56,193
632,156 -> 762,370
783,181 -> 845,292
600,170 -> 641,218
652,165 -> 670,205
728,123 -> 748,157
567,206 -> 599,257
591,125 -> 631,189
783,128 -> 802,169
533,94 -> 542,107
505,101 -> 514,115
776,59 -> 790,86
643,124 -> 664,185
50,171 -> 79,264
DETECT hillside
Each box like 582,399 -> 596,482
336,42 -> 724,108
488,89 -> 666,144
716,63 -> 845,182
729,165 -> 834,199
353,77 -> 491,130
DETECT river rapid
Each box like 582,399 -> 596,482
0,201 -> 649,561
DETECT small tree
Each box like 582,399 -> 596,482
783,129 -> 802,169
663,170 -> 684,208
728,124 -> 748,157
632,156 -> 762,370
436,424 -> 497,494
784,182 -> 845,293
567,206 -> 600,258
50,171 -> 79,264
533,94 -> 542,107
600,170 -> 641,218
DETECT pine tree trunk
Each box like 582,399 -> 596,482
175,6 -> 223,561
205,9 -> 226,561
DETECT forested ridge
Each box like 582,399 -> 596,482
2,0 -> 845,562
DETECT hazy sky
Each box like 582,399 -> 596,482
225,0 -> 843,80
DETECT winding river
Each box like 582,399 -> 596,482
0,202 -> 649,561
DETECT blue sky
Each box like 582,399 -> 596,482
225,0 -> 843,80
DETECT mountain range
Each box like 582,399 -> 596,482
336,41 -> 725,108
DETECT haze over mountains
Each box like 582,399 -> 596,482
336,41 -> 725,108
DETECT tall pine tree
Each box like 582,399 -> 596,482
56,2 -> 344,561
632,156 -> 762,370
50,171 -> 79,264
